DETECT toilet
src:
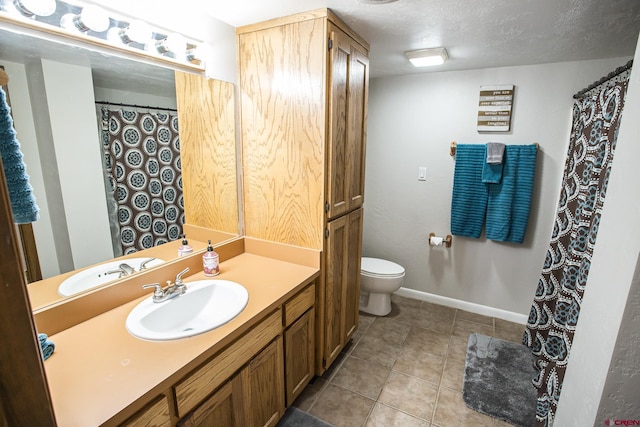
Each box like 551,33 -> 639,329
359,257 -> 405,316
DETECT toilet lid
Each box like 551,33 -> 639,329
361,257 -> 405,277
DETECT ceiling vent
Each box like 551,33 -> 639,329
357,0 -> 399,4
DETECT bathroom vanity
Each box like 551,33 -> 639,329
41,237 -> 320,426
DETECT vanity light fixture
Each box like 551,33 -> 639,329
12,0 -> 56,16
2,0 -> 207,73
405,47 -> 448,67
60,4 -> 109,33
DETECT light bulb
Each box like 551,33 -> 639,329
156,33 -> 187,55
113,20 -> 151,45
187,43 -> 212,62
60,5 -> 110,33
13,0 -> 56,17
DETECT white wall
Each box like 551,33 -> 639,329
40,59 -> 113,271
364,57 -> 631,317
1,60 -> 60,278
554,35 -> 640,426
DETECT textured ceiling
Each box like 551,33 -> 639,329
197,0 -> 640,77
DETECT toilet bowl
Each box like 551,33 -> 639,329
359,257 -> 405,316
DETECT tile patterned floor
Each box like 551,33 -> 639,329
293,294 -> 526,427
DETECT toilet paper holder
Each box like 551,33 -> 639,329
429,233 -> 452,248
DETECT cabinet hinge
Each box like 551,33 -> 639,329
325,228 -> 329,239
328,38 -> 333,50
322,358 -> 327,368
325,201 -> 330,213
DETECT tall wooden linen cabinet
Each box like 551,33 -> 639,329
237,9 -> 369,375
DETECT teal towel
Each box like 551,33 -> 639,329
38,333 -> 54,360
451,144 -> 488,238
486,144 -> 537,243
0,87 -> 39,224
41,339 -> 55,361
482,162 -> 503,184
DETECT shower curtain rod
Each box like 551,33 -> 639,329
95,101 -> 177,112
573,59 -> 633,99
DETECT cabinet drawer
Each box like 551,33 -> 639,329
121,395 -> 171,427
174,309 -> 282,417
284,284 -> 315,328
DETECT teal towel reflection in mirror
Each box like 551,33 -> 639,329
0,87 -> 39,224
38,333 -> 55,361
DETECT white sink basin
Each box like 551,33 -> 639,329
126,280 -> 249,341
58,258 -> 165,297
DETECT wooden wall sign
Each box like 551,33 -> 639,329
477,84 -> 514,132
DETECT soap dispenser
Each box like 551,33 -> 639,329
178,235 -> 193,257
202,240 -> 220,277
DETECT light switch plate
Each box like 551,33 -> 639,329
418,166 -> 427,181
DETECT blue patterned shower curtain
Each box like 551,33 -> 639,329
523,66 -> 631,426
100,106 -> 184,255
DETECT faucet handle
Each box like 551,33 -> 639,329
139,257 -> 156,271
119,263 -> 135,276
105,268 -> 125,278
142,283 -> 164,299
175,267 -> 190,285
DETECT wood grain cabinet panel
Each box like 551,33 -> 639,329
284,284 -> 315,327
324,214 -> 347,366
284,308 -> 315,405
120,395 -> 171,427
237,9 -> 369,377
177,374 -> 245,427
245,338 -> 285,427
323,208 -> 362,370
344,208 -> 363,340
327,23 -> 369,220
174,310 -> 281,417
175,72 -> 238,234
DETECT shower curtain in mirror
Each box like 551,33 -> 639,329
523,65 -> 632,427
100,106 -> 184,255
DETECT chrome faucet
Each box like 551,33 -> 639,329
105,263 -> 135,278
139,257 -> 156,271
142,267 -> 190,303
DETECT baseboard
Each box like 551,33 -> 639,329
394,287 -> 529,325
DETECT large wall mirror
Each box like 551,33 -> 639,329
0,27 -> 240,311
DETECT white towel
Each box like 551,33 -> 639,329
486,142 -> 505,164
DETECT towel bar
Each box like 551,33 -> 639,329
450,141 -> 539,157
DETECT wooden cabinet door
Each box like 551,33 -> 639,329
324,214 -> 348,368
324,209 -> 363,370
326,24 -> 351,219
326,24 -> 369,220
245,338 -> 285,427
284,308 -> 315,405
178,374 -> 246,427
346,45 -> 369,210
344,208 -> 363,340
